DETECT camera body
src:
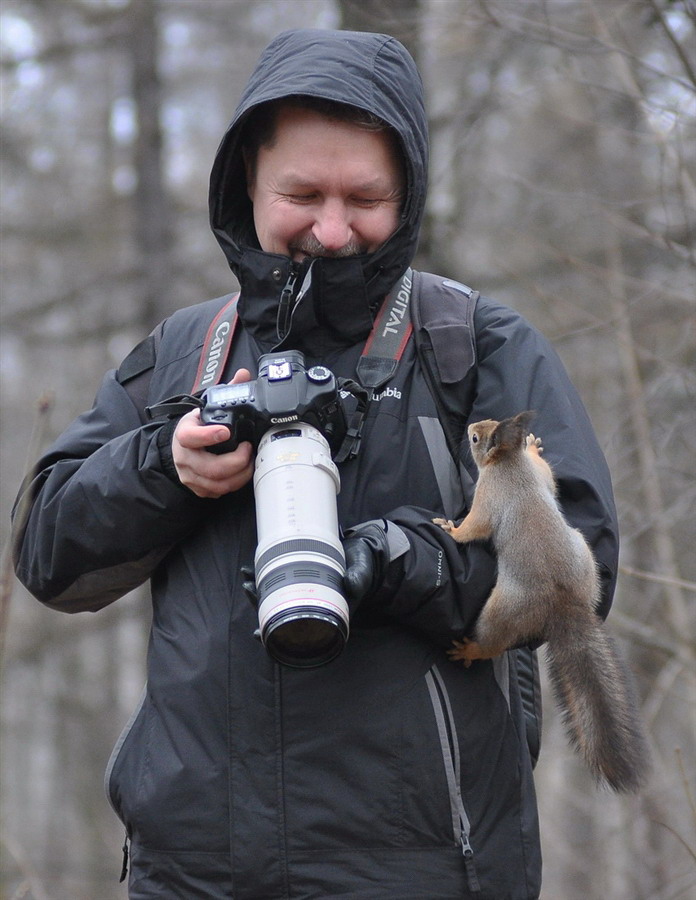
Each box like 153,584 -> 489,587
200,351 -> 347,456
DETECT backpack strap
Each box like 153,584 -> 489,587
116,324 -> 164,424
410,271 -> 479,464
514,644 -> 543,768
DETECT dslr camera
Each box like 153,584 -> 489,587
201,351 -> 350,669
200,350 -> 347,455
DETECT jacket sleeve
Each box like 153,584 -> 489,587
12,368 -> 208,612
365,295 -> 620,646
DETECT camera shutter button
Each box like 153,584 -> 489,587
307,366 -> 332,384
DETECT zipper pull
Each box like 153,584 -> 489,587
277,264 -> 299,340
460,829 -> 481,893
119,831 -> 130,883
277,261 -> 316,342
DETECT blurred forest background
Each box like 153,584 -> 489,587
1,1 -> 694,898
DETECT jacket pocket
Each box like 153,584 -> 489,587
104,684 -> 147,823
425,664 -> 481,894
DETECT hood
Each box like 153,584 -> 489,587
208,29 -> 429,353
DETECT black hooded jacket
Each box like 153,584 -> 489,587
13,29 -> 618,899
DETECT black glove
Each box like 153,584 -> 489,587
342,522 -> 390,608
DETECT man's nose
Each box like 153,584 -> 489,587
312,201 -> 353,251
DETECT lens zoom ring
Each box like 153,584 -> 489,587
257,561 -> 345,599
256,539 -> 344,573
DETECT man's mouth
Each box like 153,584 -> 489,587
291,238 -> 366,261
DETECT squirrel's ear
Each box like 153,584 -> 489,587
514,410 -> 535,432
495,412 -> 532,448
490,419 -> 508,447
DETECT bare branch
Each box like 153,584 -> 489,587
609,610 -> 696,672
619,564 -> 696,593
645,0 -> 696,89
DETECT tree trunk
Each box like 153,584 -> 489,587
128,0 -> 172,328
337,0 -> 421,63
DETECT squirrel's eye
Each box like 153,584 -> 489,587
472,434 -> 478,443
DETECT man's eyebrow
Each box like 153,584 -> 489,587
276,174 -> 399,193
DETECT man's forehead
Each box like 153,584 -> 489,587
261,108 -> 403,176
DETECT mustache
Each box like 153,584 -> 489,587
291,236 -> 366,259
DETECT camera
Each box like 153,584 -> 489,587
201,352 -> 350,668
200,350 -> 347,455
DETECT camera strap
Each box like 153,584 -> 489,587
145,293 -> 240,420
357,268 -> 414,391
191,293 -> 240,392
332,270 -> 414,462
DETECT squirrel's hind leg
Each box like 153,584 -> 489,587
447,637 -> 507,666
449,584 -> 533,666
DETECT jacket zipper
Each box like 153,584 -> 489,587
425,665 -> 481,893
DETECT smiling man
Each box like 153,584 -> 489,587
245,102 -> 405,261
14,28 -> 619,899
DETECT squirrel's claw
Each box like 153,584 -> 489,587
525,433 -> 544,456
433,517 -> 456,533
448,637 -> 504,667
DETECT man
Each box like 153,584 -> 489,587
13,29 -> 618,898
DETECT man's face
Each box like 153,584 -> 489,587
246,106 -> 404,262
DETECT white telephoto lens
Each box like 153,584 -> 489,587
253,422 -> 348,667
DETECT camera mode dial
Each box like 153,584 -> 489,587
307,366 -> 332,384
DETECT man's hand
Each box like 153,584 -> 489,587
173,369 -> 254,498
342,521 -> 390,608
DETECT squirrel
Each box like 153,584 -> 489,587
434,411 -> 650,793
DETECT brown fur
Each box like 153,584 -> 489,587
434,412 -> 650,792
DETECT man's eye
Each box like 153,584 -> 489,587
289,193 -> 315,202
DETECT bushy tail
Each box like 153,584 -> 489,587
546,617 -> 651,792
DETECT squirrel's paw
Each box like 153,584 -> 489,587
433,517 -> 455,533
447,638 -> 475,668
526,433 -> 544,456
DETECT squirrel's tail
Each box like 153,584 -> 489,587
546,616 -> 651,792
